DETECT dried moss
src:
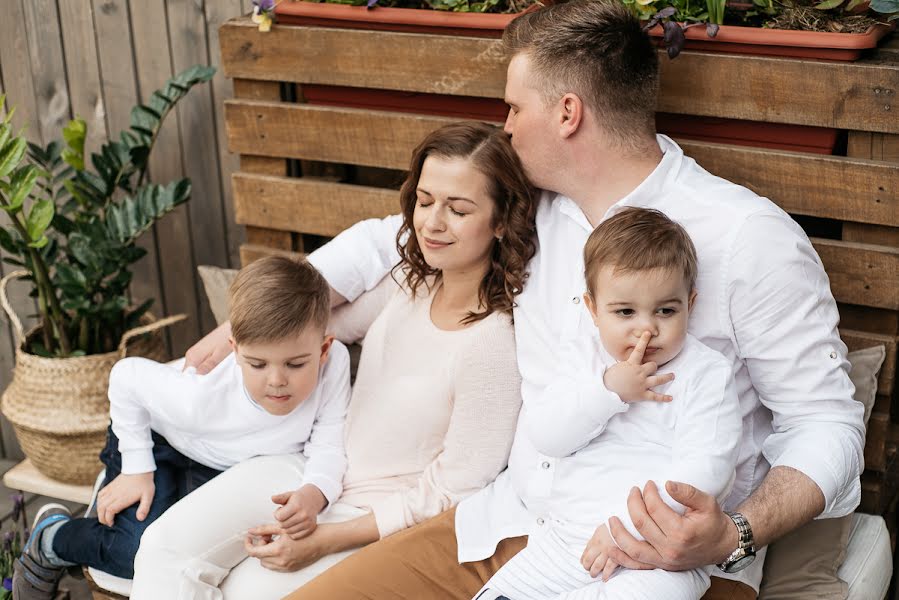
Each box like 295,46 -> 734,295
765,4 -> 878,31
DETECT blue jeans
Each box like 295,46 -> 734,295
50,426 -> 222,578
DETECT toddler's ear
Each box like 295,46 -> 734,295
228,336 -> 237,352
688,289 -> 698,312
319,335 -> 335,364
583,292 -> 599,325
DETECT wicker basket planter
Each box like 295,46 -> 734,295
0,271 -> 184,485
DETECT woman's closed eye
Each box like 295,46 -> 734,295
287,362 -> 308,370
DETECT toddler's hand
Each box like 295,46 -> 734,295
272,484 -> 327,540
581,523 -> 621,581
603,331 -> 674,403
97,472 -> 155,527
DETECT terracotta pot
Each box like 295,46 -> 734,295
646,22 -> 894,60
275,1 -> 532,37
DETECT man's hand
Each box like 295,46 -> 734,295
245,523 -> 330,572
97,472 -> 155,527
580,523 -> 621,581
272,484 -> 327,540
604,481 -> 737,571
184,321 -> 232,374
604,332 -> 675,403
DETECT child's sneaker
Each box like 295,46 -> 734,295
12,503 -> 72,600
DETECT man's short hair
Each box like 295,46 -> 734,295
229,255 -> 330,345
503,0 -> 659,148
584,207 -> 697,295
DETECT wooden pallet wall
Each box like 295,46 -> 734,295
220,19 -> 899,518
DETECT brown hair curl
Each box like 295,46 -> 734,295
394,122 -> 537,324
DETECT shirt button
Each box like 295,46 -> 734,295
829,351 -> 837,359
572,296 -> 580,304
541,461 -> 551,469
537,517 -> 545,526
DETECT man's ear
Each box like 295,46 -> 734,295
320,335 -> 335,364
559,93 -> 584,139
228,336 -> 237,352
688,289 -> 698,313
583,291 -> 600,326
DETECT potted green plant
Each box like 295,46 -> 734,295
0,65 -> 215,485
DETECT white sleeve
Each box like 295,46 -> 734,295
301,342 -> 351,506
728,212 -> 864,518
108,357 -> 208,475
328,276 -> 399,345
307,214 -> 404,303
611,357 -> 741,540
367,322 -> 522,538
524,339 -> 628,458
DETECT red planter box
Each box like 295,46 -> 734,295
646,22 -> 894,61
275,1 -> 527,37
301,85 -> 840,154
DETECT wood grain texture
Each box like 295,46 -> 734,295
219,18 -> 899,133
239,244 -> 302,266
21,0 -> 70,145
232,174 -> 399,236
814,239 -> 899,311
842,329 -> 897,398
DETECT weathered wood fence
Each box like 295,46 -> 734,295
0,0 -> 250,458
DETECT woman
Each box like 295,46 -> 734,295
130,121 -> 538,599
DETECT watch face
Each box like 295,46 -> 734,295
724,553 -> 756,574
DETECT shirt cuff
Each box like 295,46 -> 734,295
302,473 -> 343,507
769,438 -> 861,519
368,494 -> 408,539
120,448 -> 156,475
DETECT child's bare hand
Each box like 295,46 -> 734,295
581,523 -> 622,581
603,332 -> 674,403
272,484 -> 327,540
97,472 -> 155,527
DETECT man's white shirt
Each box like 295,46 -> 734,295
308,135 -> 864,590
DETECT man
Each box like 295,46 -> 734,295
189,2 -> 864,598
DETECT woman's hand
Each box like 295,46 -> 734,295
244,523 -> 331,572
184,321 -> 233,374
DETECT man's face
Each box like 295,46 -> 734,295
504,53 -> 558,191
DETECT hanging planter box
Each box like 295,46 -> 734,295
302,85 -> 840,154
274,1 -> 530,37
646,22 -> 894,60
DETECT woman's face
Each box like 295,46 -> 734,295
413,155 -> 502,276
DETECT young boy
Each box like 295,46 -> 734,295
13,256 -> 350,599
478,208 -> 742,600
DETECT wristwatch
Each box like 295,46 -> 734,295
716,512 -> 756,574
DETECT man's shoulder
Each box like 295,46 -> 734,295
680,334 -> 731,375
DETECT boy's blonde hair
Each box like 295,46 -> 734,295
584,207 -> 697,296
229,256 -> 330,345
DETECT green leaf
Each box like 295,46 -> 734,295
870,0 -> 899,11
0,227 -> 20,255
69,233 -> 103,271
25,199 -> 55,242
813,0 -> 845,9
0,137 -> 27,179
27,236 -> 49,249
62,118 -> 86,170
7,165 -> 39,211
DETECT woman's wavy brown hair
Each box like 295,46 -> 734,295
394,122 -> 538,325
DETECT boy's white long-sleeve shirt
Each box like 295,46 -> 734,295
108,341 -> 351,505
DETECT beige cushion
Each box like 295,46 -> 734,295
758,345 -> 886,600
197,265 -> 238,326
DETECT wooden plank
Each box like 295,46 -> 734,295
239,244 -> 302,266
866,413 -> 889,472
841,329 -> 896,398
22,0 -> 71,145
92,0 -> 166,325
2,459 -> 93,505
0,0 -> 41,140
218,19 -> 899,133
206,0 -> 246,269
245,226 -> 293,251
680,141 -> 899,228
843,224 -> 899,248
166,0 -> 229,337
233,78 -> 281,101
225,102 -> 899,229
815,238 -> 899,311
58,0 -> 107,159
232,174 -> 399,236
838,303 -> 898,337
130,0 -> 201,357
